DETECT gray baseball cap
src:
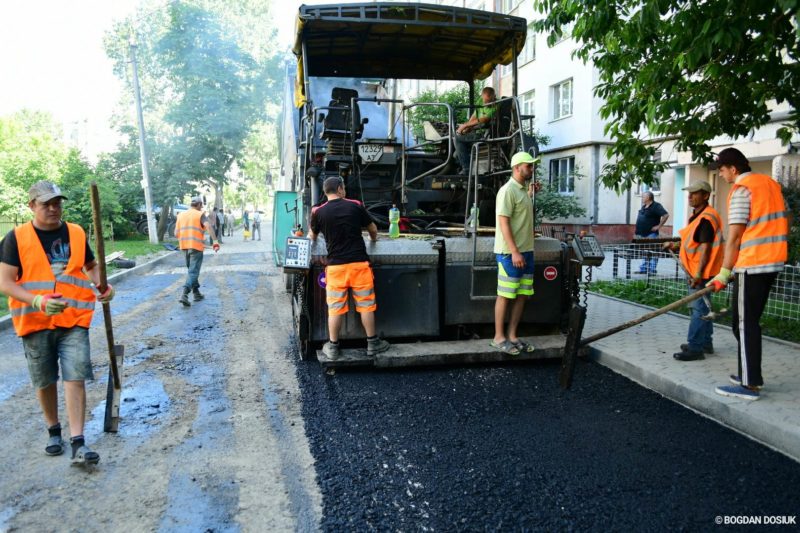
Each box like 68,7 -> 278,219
682,180 -> 712,193
28,181 -> 67,203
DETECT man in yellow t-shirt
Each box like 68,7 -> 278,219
491,152 -> 539,355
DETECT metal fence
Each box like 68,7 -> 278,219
0,219 -> 19,237
591,243 -> 800,321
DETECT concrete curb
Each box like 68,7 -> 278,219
588,346 -> 800,463
0,251 -> 178,334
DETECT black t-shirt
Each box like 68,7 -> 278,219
688,207 -> 715,244
635,201 -> 668,236
0,223 -> 95,279
310,198 -> 373,265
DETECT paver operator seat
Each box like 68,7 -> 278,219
320,87 -> 363,158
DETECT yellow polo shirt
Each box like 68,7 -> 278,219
494,178 -> 534,254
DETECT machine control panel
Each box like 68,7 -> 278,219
284,237 -> 312,272
571,234 -> 605,267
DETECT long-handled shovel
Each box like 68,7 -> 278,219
559,284 -> 717,389
666,247 -> 728,320
89,183 -> 124,432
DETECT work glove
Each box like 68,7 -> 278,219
706,267 -> 732,292
97,283 -> 115,304
212,241 -> 220,253
31,293 -> 68,316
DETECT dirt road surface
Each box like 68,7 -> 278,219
0,232 -> 322,531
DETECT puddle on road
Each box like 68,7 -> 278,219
86,371 -> 171,438
0,506 -> 15,531
159,471 -> 240,532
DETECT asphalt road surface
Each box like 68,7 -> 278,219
0,238 -> 798,531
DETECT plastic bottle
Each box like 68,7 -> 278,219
389,205 -> 400,239
468,205 -> 479,231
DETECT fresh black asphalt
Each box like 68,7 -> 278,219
292,355 -> 800,531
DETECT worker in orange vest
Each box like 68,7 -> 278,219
707,148 -> 789,400
175,197 -> 220,306
663,180 -> 724,361
0,181 -> 115,466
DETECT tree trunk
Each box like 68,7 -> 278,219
157,204 -> 170,242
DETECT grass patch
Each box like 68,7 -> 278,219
591,280 -> 800,344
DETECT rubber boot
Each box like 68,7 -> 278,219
179,288 -> 191,307
192,289 -> 205,301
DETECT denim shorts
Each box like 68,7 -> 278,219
22,327 -> 93,389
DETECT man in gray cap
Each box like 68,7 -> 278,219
663,180 -> 724,361
0,180 -> 115,467
174,196 -> 220,306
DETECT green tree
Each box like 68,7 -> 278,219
534,0 -> 800,192
0,110 -> 66,218
407,81 -> 485,142
60,149 -> 125,238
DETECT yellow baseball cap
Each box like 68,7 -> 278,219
510,152 -> 539,167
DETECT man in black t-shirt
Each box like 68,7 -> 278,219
0,181 -> 114,467
634,191 -> 669,274
309,177 -> 390,360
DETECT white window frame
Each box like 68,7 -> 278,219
500,63 -> 512,78
636,151 -> 663,194
500,0 -> 522,14
549,156 -> 576,195
551,78 -> 573,121
520,23 -> 536,65
519,89 -> 535,117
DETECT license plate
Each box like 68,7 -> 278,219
358,144 -> 383,162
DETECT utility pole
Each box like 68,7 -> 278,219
129,39 -> 158,244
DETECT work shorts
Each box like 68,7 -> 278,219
325,261 -> 377,316
22,327 -> 93,389
496,251 -> 534,299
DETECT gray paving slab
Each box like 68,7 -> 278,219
584,293 -> 800,463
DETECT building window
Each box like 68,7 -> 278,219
636,151 -> 662,194
519,90 -> 535,117
500,0 -> 522,13
551,78 -> 573,120
520,23 -> 535,65
549,156 -> 575,194
500,63 -> 512,78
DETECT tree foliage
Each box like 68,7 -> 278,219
534,0 -> 800,192
0,111 -> 66,219
59,149 -> 125,236
104,0 -> 281,238
407,81 -> 485,141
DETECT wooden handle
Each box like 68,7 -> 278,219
90,183 -> 121,390
580,285 -> 716,347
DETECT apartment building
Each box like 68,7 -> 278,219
492,0 -> 798,243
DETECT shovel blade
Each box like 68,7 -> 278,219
103,344 -> 124,433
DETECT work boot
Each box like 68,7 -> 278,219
673,348 -> 704,361
367,337 -> 390,356
179,289 -> 191,307
192,289 -> 205,301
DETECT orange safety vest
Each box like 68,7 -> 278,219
678,204 -> 724,279
9,222 -> 96,337
175,209 -> 206,251
726,173 -> 789,271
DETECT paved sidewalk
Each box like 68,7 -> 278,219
585,293 -> 800,463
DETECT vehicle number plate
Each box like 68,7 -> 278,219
358,144 -> 383,163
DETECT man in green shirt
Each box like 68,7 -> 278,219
491,152 -> 539,355
455,87 -> 497,175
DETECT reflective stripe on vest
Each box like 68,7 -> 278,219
176,209 -> 206,252
678,205 -> 724,279
8,222 -> 96,337
726,173 -> 789,270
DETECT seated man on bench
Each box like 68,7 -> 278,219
454,86 -> 496,176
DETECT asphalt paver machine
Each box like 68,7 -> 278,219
274,3 -> 604,367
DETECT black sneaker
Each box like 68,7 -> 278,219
681,343 -> 713,355
192,290 -> 205,301
673,349 -> 705,361
179,293 -> 191,307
